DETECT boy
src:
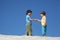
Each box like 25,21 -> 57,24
26,10 -> 33,36
35,11 -> 47,36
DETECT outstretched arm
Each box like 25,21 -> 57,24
28,18 -> 33,21
37,19 -> 41,22
34,19 -> 41,22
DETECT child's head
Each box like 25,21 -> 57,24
40,11 -> 46,17
26,10 -> 32,15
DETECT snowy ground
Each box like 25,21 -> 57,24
0,34 -> 60,40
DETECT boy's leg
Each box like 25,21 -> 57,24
42,27 -> 45,36
29,24 -> 32,36
26,24 -> 29,36
44,26 -> 47,36
42,26 -> 47,40
26,24 -> 32,36
42,26 -> 46,36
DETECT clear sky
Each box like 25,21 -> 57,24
0,0 -> 60,37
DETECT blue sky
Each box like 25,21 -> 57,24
0,0 -> 60,37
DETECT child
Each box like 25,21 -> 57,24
26,10 -> 33,36
35,11 -> 47,36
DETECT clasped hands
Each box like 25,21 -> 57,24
33,19 -> 41,22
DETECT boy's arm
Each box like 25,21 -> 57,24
34,19 -> 41,22
37,19 -> 41,22
28,18 -> 33,21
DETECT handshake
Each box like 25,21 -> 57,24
33,19 -> 41,22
